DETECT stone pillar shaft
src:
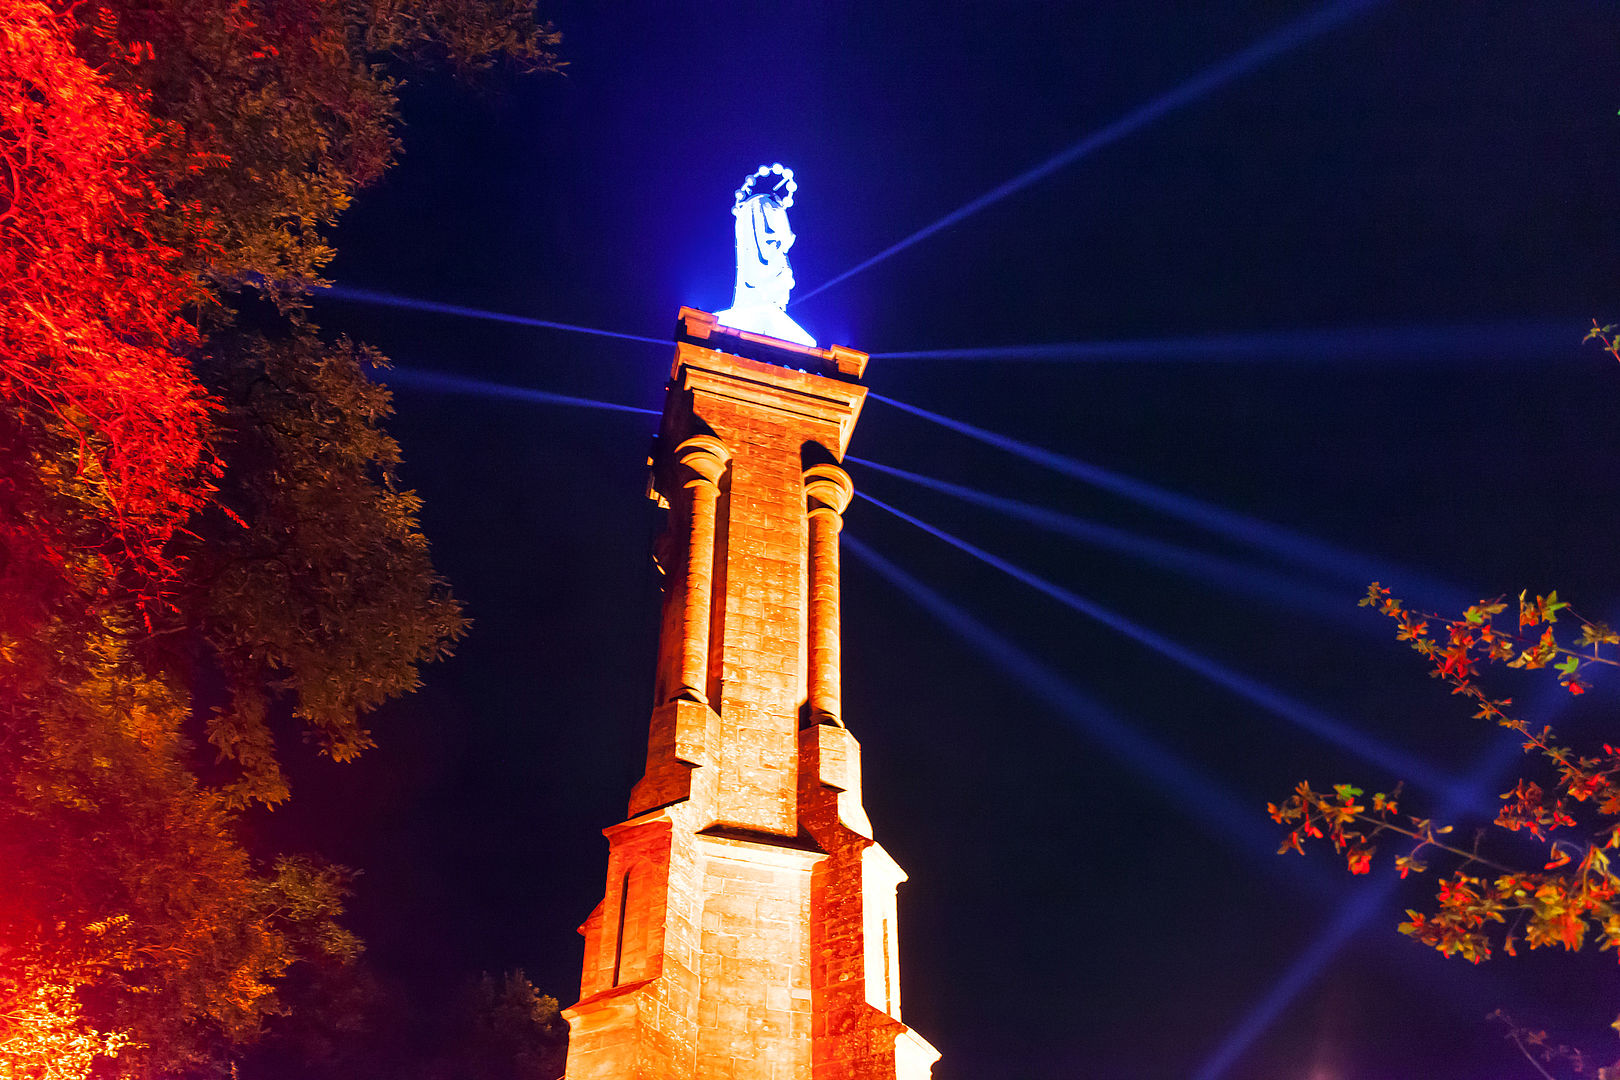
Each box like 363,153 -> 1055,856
672,437 -> 729,704
804,465 -> 854,727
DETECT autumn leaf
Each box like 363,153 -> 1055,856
1395,855 -> 1427,879
1360,582 -> 1392,608
1508,627 -> 1559,670
1577,620 -> 1620,648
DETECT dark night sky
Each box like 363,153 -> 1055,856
263,3 -> 1620,1077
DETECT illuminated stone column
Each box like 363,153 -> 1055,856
672,435 -> 729,704
804,464 -> 853,728
567,310 -> 938,1080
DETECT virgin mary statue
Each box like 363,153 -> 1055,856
714,164 -> 816,347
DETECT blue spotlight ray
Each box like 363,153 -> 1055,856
1193,684 -> 1581,1080
322,285 -> 669,347
793,0 -> 1386,306
1193,881 -> 1403,1080
850,456 -> 1357,628
857,492 -> 1460,793
868,392 -> 1471,612
383,366 -> 659,416
871,320 -> 1581,364
844,534 -> 1278,855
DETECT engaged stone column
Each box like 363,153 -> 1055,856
673,435 -> 729,704
804,464 -> 854,727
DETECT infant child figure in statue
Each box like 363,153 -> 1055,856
714,163 -> 817,347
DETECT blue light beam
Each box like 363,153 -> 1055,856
857,492 -> 1460,793
849,456 -> 1356,628
871,320 -> 1580,364
383,366 -> 659,416
868,392 -> 1470,612
794,0 -> 1386,306
1193,684 -> 1581,1080
844,534 -> 1278,855
322,285 -> 669,347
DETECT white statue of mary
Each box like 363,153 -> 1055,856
714,164 -> 816,347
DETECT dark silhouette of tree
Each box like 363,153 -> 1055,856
246,966 -> 568,1080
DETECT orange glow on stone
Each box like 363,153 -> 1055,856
561,314 -> 937,1078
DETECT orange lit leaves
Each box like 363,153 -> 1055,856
1269,780 -> 1400,879
0,1 -> 216,603
1276,585 -> 1620,969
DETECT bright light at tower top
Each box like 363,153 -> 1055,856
714,163 -> 817,348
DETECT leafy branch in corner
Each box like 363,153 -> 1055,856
1271,584 -> 1620,967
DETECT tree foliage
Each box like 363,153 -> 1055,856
428,971 -> 569,1080
1271,582 -> 1620,1073
0,2 -> 214,599
1274,585 -> 1620,963
0,1 -> 558,1075
184,331 -> 467,808
244,967 -> 568,1080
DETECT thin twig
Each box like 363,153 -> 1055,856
1509,1030 -> 1560,1080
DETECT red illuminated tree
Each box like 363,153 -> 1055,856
0,2 -> 559,1076
0,2 -> 213,603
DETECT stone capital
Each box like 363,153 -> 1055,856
803,463 -> 854,517
673,434 -> 730,487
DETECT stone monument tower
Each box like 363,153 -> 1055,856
561,167 -> 937,1080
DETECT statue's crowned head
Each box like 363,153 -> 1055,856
715,164 -> 816,347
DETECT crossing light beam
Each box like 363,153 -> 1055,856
321,285 -> 669,347
868,392 -> 1469,612
858,492 -> 1461,793
383,367 -> 659,416
844,534 -> 1279,856
849,456 -> 1357,627
871,320 -> 1581,365
1191,715 -> 1559,1080
795,0 -> 1387,306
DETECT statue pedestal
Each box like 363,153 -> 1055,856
714,302 -> 816,348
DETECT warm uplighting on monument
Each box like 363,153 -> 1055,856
560,168 -> 937,1079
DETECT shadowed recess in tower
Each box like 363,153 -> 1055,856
870,319 -> 1582,364
857,493 -> 1461,794
383,366 -> 660,416
1192,687 -> 1577,1080
868,392 -> 1471,612
322,284 -> 670,346
792,0 -> 1387,306
849,456 -> 1358,628
845,533 -> 1280,856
